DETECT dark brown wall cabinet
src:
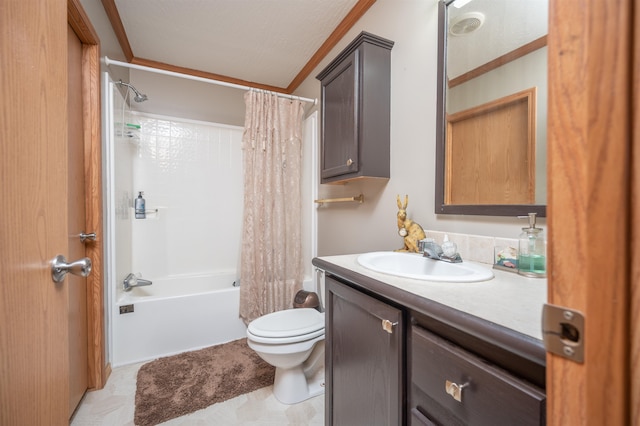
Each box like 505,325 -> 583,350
316,32 -> 394,184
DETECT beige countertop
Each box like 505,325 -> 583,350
316,253 -> 547,341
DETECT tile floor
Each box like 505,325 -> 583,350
70,362 -> 324,425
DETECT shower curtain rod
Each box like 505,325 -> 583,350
104,56 -> 317,105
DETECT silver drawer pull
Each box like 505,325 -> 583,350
382,319 -> 398,334
445,380 -> 469,403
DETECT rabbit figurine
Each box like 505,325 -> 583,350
396,195 -> 426,253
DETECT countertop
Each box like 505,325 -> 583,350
313,253 -> 547,341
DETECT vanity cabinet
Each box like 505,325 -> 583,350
316,32 -> 394,184
315,259 -> 547,426
409,325 -> 546,425
325,276 -> 403,426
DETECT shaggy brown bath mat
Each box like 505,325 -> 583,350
134,338 -> 275,426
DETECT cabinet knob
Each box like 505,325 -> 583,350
346,158 -> 353,166
445,380 -> 469,403
382,319 -> 397,333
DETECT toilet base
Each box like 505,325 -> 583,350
272,341 -> 325,405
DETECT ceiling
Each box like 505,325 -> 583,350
99,0 -> 372,93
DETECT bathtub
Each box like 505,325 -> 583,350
111,272 -> 247,366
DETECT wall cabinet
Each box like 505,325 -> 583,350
316,32 -> 394,184
320,268 -> 546,426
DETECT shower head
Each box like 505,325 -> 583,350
116,80 -> 148,103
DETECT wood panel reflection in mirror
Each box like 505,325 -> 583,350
435,0 -> 548,216
446,88 -> 536,204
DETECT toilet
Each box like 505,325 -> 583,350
246,289 -> 325,404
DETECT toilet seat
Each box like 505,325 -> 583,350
247,308 -> 324,344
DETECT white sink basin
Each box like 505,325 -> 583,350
357,251 -> 494,282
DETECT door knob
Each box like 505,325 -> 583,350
79,232 -> 96,243
51,255 -> 92,283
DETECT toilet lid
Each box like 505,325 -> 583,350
248,308 -> 324,339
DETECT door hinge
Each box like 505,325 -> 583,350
541,303 -> 585,363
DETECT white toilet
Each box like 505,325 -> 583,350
246,291 -> 325,404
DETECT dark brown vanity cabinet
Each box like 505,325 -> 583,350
325,276 -> 404,426
316,32 -> 394,184
409,326 -> 546,426
317,262 -> 547,426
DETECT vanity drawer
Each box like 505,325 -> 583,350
410,326 -> 545,426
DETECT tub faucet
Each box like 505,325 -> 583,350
123,273 -> 152,291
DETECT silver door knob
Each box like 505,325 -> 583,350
51,255 -> 92,283
79,232 -> 97,243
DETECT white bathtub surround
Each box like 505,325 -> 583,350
112,273 -> 246,366
128,113 -> 243,281
240,91 -> 306,323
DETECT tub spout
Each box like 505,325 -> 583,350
123,273 -> 152,291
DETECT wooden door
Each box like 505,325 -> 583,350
0,1 -> 70,424
547,0 -> 632,424
67,23 -> 89,415
0,1 -> 104,423
446,88 -> 536,205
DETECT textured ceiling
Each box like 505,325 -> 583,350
113,0 -> 360,89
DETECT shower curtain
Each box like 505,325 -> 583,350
239,90 -> 305,323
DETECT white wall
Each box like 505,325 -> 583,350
130,69 -> 246,126
293,0 -> 546,256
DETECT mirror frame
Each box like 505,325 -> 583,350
434,0 -> 546,217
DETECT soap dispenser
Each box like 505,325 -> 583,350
135,191 -> 146,219
517,213 -> 546,277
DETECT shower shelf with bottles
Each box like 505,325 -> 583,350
115,122 -> 141,143
129,207 -> 161,219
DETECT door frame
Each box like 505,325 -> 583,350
68,0 -> 107,390
547,0 -> 631,424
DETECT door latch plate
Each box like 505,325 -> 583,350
541,303 -> 584,363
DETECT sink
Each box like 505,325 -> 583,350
357,251 -> 494,282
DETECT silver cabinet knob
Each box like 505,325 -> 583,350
51,255 -> 92,283
445,380 -> 469,403
346,158 -> 353,166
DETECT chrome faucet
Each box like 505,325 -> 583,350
419,238 -> 463,263
123,273 -> 152,291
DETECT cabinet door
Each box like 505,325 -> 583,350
325,276 -> 403,426
320,49 -> 359,180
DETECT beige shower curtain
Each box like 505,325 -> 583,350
239,90 -> 305,323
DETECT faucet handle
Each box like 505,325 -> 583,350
442,235 -> 458,258
418,238 -> 430,253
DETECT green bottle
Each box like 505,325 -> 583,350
517,213 -> 546,278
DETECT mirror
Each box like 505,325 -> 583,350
435,0 -> 548,216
